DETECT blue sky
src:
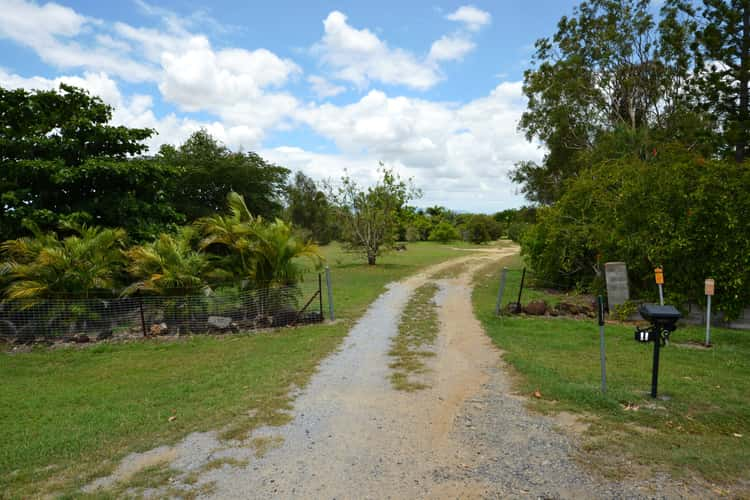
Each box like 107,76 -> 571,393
0,0 -> 584,212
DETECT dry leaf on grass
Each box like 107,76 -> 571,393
533,389 -> 542,399
732,433 -> 743,438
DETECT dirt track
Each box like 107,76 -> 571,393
85,247 -> 711,498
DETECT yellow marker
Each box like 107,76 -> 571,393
654,267 -> 664,285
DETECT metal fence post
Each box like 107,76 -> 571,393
325,266 -> 335,321
597,295 -> 607,393
318,273 -> 324,319
515,267 -> 527,313
495,267 -> 509,316
138,293 -> 147,337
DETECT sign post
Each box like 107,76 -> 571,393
597,295 -> 607,393
705,278 -> 714,347
654,267 -> 664,306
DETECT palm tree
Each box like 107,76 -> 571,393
248,218 -> 322,287
199,192 -> 322,317
196,191 -> 256,281
123,226 -> 212,296
0,222 -> 126,302
199,191 -> 322,287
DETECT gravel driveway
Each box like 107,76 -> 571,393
86,250 -> 712,499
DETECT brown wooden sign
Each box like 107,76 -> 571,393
705,278 -> 715,296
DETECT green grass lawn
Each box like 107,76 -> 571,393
0,241 -> 483,498
473,255 -> 750,486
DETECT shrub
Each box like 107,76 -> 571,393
522,145 -> 750,318
466,215 -> 492,244
428,221 -> 460,243
405,226 -> 420,242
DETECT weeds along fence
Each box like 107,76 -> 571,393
0,274 -> 326,343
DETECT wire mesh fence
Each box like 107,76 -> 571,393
0,274 -> 325,343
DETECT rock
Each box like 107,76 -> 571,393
556,301 -> 580,315
149,323 -> 168,336
207,316 -> 232,330
300,311 -> 324,324
503,303 -> 522,315
96,330 -> 113,341
271,306 -> 298,327
523,300 -> 548,316
578,301 -> 595,314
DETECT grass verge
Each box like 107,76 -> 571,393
473,255 -> 750,486
389,282 -> 440,391
0,241 -> 488,498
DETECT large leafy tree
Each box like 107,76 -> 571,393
513,0 -> 694,204
158,130 -> 290,221
0,84 -> 181,241
329,167 -> 421,265
285,172 -> 336,244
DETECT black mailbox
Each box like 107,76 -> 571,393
639,304 -> 681,331
634,304 -> 681,342
634,303 -> 682,398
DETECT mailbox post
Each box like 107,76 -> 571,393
634,303 -> 681,398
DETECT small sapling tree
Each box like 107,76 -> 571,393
329,167 -> 421,265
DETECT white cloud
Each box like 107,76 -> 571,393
308,75 -> 346,99
157,44 -> 301,141
446,5 -> 492,32
0,0 -> 87,43
313,11 -> 441,90
289,81 -> 541,211
0,0 -> 155,82
0,69 -> 228,153
114,13 -> 302,139
428,35 -> 475,62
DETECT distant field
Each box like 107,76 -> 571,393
0,240 -> 491,498
473,254 -> 750,485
